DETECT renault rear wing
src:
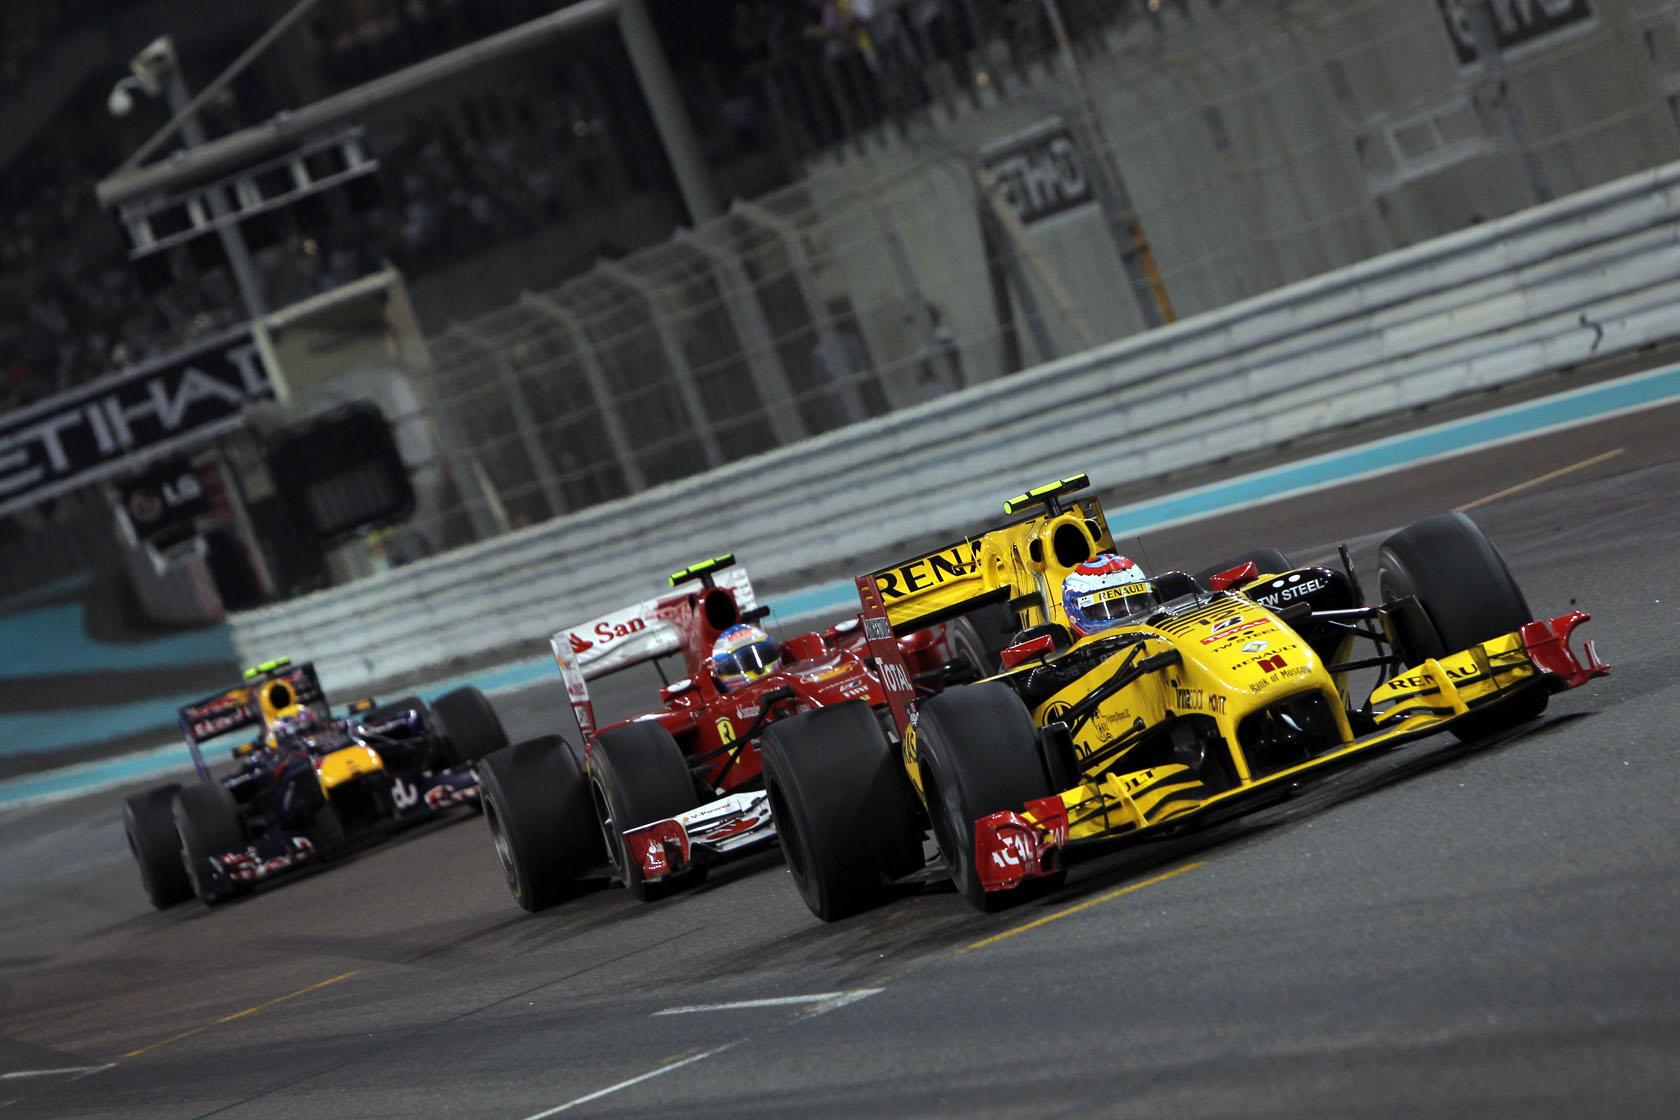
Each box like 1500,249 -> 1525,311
863,476 -> 1114,636
550,564 -> 755,739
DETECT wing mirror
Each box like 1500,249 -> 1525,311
1208,561 -> 1258,591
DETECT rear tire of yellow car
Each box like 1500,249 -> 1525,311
434,686 -> 510,767
759,701 -> 924,922
172,783 -> 246,906
590,723 -> 707,902
1378,511 -> 1547,741
124,783 -> 191,909
915,683 -> 1061,911
478,736 -> 598,912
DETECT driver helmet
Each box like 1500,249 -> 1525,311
711,624 -> 781,689
271,708 -> 324,740
1062,553 -> 1154,636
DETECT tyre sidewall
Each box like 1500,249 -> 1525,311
433,687 -> 510,766
589,723 -> 700,900
172,783 -> 245,905
124,784 -> 189,909
914,683 -> 1049,908
477,736 -> 593,912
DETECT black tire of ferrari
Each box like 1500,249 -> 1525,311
433,686 -> 510,767
915,682 -> 1058,911
477,736 -> 597,912
1193,547 -> 1293,588
172,783 -> 246,906
590,722 -> 705,901
1378,511 -> 1546,740
943,615 -> 998,679
124,783 -> 191,909
758,701 -> 923,923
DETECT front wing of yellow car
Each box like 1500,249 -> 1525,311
973,610 -> 1608,892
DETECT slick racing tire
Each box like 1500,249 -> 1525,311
357,695 -> 434,768
943,615 -> 998,681
1194,547 -> 1293,588
915,683 -> 1062,911
434,686 -> 510,767
1378,511 -> 1545,741
172,783 -> 247,906
478,736 -> 598,912
759,701 -> 924,923
590,723 -> 705,901
124,783 -> 191,909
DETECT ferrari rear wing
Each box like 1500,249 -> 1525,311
549,564 -> 755,739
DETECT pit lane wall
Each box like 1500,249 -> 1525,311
228,160 -> 1680,693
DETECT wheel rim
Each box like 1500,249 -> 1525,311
766,779 -> 808,886
923,765 -> 968,887
590,777 -> 628,877
483,794 -> 519,895
951,626 -> 988,678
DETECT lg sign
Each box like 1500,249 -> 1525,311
1437,0 -> 1594,66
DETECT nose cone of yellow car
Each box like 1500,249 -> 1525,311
315,745 -> 385,792
1182,609 -> 1325,701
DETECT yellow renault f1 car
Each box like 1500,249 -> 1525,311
760,474 -> 1609,919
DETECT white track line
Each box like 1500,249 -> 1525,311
0,1065 -> 114,1080
653,989 -> 881,1016
519,1043 -> 739,1119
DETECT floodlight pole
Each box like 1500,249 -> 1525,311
617,0 -> 722,223
160,61 -> 269,320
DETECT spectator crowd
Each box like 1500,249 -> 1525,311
2,0 -> 1127,412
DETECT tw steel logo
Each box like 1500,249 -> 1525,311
874,541 -> 982,601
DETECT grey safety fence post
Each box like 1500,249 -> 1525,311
593,259 -> 725,469
426,406 -> 510,543
518,291 -> 649,494
450,323 -> 568,520
673,227 -> 809,448
731,198 -> 869,427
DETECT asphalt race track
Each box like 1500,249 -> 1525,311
3,386 -> 1677,1118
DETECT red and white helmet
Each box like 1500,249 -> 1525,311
1062,553 -> 1154,636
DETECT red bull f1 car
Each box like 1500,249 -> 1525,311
122,659 -> 508,907
760,473 -> 1610,920
476,554 -> 989,911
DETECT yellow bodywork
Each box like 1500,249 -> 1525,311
315,745 -> 386,792
884,491 -> 1548,848
869,499 -> 1115,634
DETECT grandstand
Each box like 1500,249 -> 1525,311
4,0 -> 1679,611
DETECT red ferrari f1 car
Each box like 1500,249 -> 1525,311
475,554 -> 989,910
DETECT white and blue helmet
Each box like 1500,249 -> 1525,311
1062,553 -> 1153,636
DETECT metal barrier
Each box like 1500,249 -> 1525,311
228,159 -> 1680,690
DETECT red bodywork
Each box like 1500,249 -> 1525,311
579,580 -> 956,792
